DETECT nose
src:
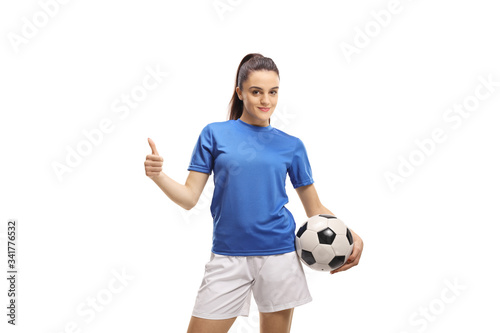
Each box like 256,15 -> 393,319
261,93 -> 270,105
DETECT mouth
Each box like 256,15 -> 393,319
258,107 -> 270,112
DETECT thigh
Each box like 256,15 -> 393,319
253,251 -> 312,313
259,308 -> 294,333
192,253 -> 254,319
187,315 -> 237,333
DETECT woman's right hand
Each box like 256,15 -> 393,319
145,138 -> 163,179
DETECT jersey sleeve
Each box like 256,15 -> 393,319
288,137 -> 314,188
187,125 -> 214,175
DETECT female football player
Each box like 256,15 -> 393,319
144,53 -> 364,333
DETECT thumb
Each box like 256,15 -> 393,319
148,138 -> 159,156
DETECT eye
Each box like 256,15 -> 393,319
252,90 -> 277,95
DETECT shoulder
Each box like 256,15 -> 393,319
208,119 -> 231,127
203,119 -> 233,131
271,127 -> 304,146
196,120 -> 233,135
274,128 -> 312,156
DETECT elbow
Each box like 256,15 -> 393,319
184,197 -> 198,211
182,185 -> 198,211
182,204 -> 193,211
183,201 -> 195,211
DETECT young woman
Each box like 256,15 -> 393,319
144,53 -> 364,333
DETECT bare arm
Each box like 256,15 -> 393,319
295,183 -> 334,218
295,183 -> 361,237
150,171 -> 209,210
145,138 -> 210,210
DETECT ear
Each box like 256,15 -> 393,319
236,86 -> 242,100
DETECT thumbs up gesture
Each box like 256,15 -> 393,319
145,138 -> 163,179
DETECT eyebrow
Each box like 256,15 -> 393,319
249,86 -> 279,90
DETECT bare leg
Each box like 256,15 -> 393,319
287,308 -> 294,332
186,316 -> 237,333
259,308 -> 294,333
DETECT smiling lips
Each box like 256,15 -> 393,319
258,107 -> 270,112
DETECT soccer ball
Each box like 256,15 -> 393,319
295,214 -> 354,272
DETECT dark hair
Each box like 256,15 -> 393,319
227,53 -> 280,125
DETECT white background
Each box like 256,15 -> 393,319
1,0 -> 499,332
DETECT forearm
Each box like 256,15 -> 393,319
150,172 -> 195,210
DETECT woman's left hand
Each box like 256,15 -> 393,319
330,229 -> 363,274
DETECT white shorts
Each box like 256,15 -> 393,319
191,250 -> 313,320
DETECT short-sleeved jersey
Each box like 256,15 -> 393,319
187,118 -> 314,256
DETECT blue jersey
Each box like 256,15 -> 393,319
187,118 -> 314,256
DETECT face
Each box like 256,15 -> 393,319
236,70 -> 279,127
